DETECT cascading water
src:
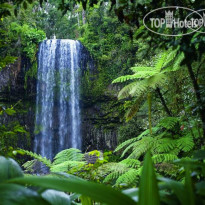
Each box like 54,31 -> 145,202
34,39 -> 82,160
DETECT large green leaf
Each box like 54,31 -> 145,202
196,181 -> 205,196
122,188 -> 138,202
0,157 -> 23,183
80,195 -> 92,205
184,168 -> 195,205
9,176 -> 136,205
0,184 -> 49,205
159,178 -> 186,205
138,151 -> 160,205
42,189 -> 71,205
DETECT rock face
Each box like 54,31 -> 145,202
0,49 -> 121,153
81,94 -> 121,151
0,56 -> 37,151
0,56 -> 36,102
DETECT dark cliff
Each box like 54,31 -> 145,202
0,51 -> 122,153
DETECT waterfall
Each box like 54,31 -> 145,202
34,39 -> 82,159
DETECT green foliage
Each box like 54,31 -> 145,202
16,149 -> 52,168
139,151 -> 160,205
0,155 -> 136,205
0,56 -> 17,71
98,160 -> 141,187
112,49 -> 184,123
53,148 -> 84,164
1,150 -> 205,205
0,156 -> 23,183
9,23 -> 45,59
0,105 -> 29,157
115,117 -> 197,178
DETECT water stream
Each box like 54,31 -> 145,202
34,39 -> 82,159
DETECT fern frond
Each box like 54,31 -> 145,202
162,48 -> 178,68
177,135 -> 194,152
155,51 -> 168,71
50,161 -> 85,172
152,154 -> 178,164
118,82 -> 138,99
118,80 -> 148,99
112,74 -> 138,83
158,117 -> 179,130
154,137 -> 176,153
164,52 -> 184,72
119,159 -> 141,168
18,149 -> 52,167
137,129 -> 152,139
172,52 -> 185,71
130,66 -> 155,73
103,169 -> 127,183
22,159 -> 37,172
53,148 -> 84,165
121,141 -> 139,158
115,169 -> 140,186
130,70 -> 158,78
146,73 -> 167,89
128,137 -> 153,159
128,80 -> 148,97
125,96 -> 146,121
156,163 -> 179,177
115,137 -> 138,153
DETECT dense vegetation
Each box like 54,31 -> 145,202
0,0 -> 205,204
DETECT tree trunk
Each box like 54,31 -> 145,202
187,63 -> 205,139
156,87 -> 172,116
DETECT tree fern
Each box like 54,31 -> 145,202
112,49 -> 184,123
